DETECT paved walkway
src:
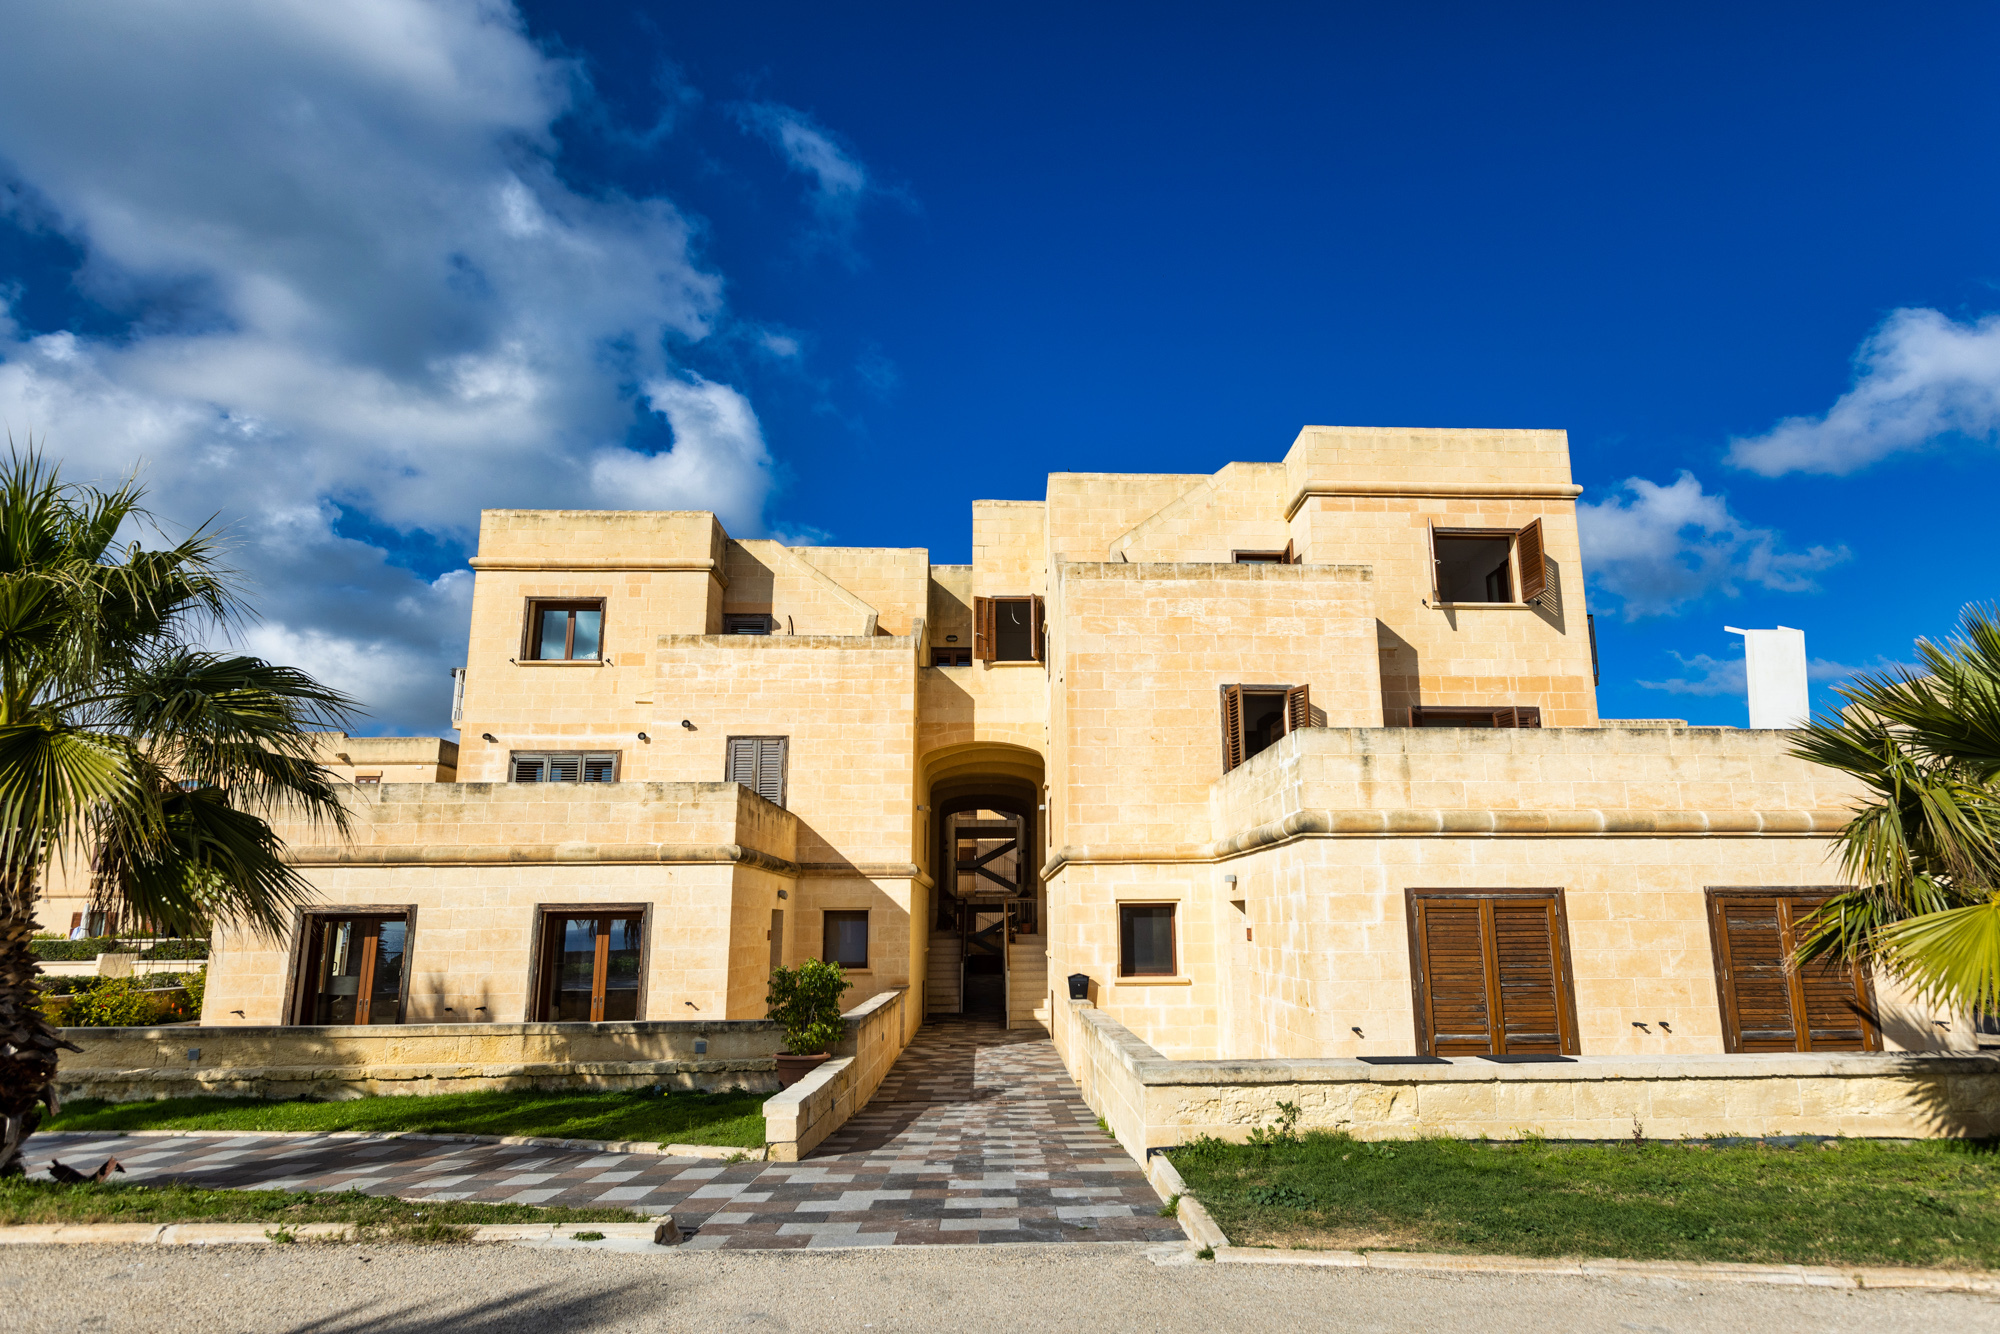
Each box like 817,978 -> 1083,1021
33,1018 -> 1183,1250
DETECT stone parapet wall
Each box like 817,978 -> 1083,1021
763,989 -> 910,1161
54,1018 -> 788,1103
1057,1001 -> 2000,1162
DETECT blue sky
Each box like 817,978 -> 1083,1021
0,2 -> 1995,733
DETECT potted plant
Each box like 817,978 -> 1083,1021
766,958 -> 852,1089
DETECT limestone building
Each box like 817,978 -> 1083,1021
126,425 -> 1962,1060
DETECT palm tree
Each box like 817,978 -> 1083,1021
0,453 -> 356,1175
1791,605 -> 2000,1021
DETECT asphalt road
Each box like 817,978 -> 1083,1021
5,1242 -> 1997,1334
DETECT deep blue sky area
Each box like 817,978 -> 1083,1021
0,2 -> 1994,731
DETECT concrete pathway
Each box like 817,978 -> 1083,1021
32,1017 -> 1183,1250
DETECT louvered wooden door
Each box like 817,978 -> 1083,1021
1410,891 -> 1578,1055
1708,891 -> 1878,1053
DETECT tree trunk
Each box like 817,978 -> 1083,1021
0,912 -> 77,1176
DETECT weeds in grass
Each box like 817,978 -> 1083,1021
264,1226 -> 297,1245
1158,1194 -> 1180,1218
0,1178 -> 641,1229
572,1231 -> 606,1242
1246,1101 -> 1302,1148
1195,1246 -> 1215,1260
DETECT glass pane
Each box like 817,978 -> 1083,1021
601,916 -> 642,1021
994,600 -> 1034,660
553,918 -> 599,1021
571,609 -> 601,660
314,920 -> 361,1024
1121,906 -> 1175,976
538,608 -> 570,660
368,921 -> 406,1024
827,914 -> 868,966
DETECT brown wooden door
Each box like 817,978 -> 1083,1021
1410,891 -> 1578,1055
1709,891 -> 1878,1052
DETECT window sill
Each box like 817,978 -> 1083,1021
511,658 -> 607,666
984,659 -> 1043,668
1429,601 -> 1538,611
1113,974 -> 1193,987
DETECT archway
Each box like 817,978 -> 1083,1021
920,743 -> 1046,1024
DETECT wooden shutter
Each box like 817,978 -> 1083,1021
1516,518 -> 1547,605
1413,891 -> 1577,1056
753,737 -> 787,808
1030,595 -> 1046,662
972,597 -> 996,662
1710,893 -> 1877,1052
1425,520 -> 1441,603
1221,685 -> 1245,772
726,737 -> 759,788
1285,684 -> 1312,734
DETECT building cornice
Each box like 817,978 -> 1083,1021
1284,480 -> 1584,520
467,557 -> 724,577
1041,807 -> 1848,877
283,844 -> 932,887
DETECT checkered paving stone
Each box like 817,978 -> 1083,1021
32,1018 -> 1183,1250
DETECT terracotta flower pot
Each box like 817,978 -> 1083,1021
774,1051 -> 831,1090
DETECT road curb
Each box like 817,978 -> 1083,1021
1143,1153 -> 1228,1252
1209,1245 -> 2000,1294
0,1221 -> 680,1248
45,1128 -> 764,1161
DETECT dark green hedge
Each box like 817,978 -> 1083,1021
30,937 -> 137,961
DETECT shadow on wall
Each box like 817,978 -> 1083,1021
421,974 -> 495,1024
1376,621 -> 1418,726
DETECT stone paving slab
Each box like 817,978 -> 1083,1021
32,1018 -> 1182,1250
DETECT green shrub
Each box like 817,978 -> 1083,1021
30,936 -> 139,962
144,939 -> 210,960
64,978 -> 173,1028
182,965 -> 207,1020
765,959 -> 852,1055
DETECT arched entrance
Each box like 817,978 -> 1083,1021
920,743 -> 1046,1026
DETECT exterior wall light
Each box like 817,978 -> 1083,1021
681,719 -> 696,730
637,732 -> 650,742
480,733 -> 497,743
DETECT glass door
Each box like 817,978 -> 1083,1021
541,913 -> 644,1021
303,915 -> 408,1025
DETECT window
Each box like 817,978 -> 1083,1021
297,913 -> 409,1025
1407,889 -> 1579,1055
823,910 -> 869,968
354,774 -> 382,785
1426,519 -> 1548,606
511,751 -> 619,782
972,595 -> 1044,662
536,910 -> 644,1022
524,600 -> 604,660
1119,904 -> 1177,977
932,647 -> 972,666
726,735 -> 788,807
724,613 -> 772,635
1408,706 -> 1542,729
1221,684 -> 1316,772
1707,890 -> 1879,1053
1232,542 -> 1298,564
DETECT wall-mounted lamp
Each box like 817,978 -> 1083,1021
945,634 -> 959,643
684,1000 -> 699,1010
1631,1021 -> 1651,1032
637,732 -> 650,742
1222,874 -> 1238,886
680,719 -> 696,731
481,733 -> 497,743
1658,1020 -> 1672,1033
916,804 -> 929,812
1351,1026 -> 1364,1038
776,889 -> 788,900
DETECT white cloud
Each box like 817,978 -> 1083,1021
733,100 -> 895,259
1637,650 -> 1912,697
1728,308 -> 2000,476
0,0 -> 791,732
1576,471 -> 1849,620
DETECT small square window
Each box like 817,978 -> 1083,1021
823,910 -> 869,968
525,600 -> 604,660
1119,904 -> 1176,977
724,614 -> 772,635
354,774 -> 383,785
932,647 -> 971,666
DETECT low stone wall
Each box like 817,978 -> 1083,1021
763,989 -> 909,1162
1059,1000 -> 2000,1162
53,1019 -> 789,1102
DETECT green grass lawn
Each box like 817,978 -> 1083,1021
0,1177 -> 642,1235
1168,1131 -> 2000,1270
46,1086 -> 766,1148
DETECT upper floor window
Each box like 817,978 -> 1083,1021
1221,683 -> 1318,772
724,614 -> 773,635
1232,542 -> 1298,564
823,910 -> 870,969
526,600 -> 603,660
1409,706 -> 1542,729
726,735 -> 789,808
512,751 -> 620,782
973,596 -> 1044,662
1426,519 -> 1548,607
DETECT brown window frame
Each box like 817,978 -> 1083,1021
1231,541 -> 1299,565
529,904 -> 650,1023
1405,888 -> 1580,1056
822,909 -> 870,969
1705,887 -> 1881,1053
521,598 -> 606,661
1408,705 -> 1543,729
1118,902 -> 1178,977
972,595 -> 1044,663
1221,683 -> 1316,772
288,907 -> 416,1026
510,751 -> 621,783
1425,519 -> 1549,608
931,647 -> 972,666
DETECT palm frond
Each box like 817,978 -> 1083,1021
0,724 -> 137,878
93,783 -> 319,939
1871,896 -> 2000,1015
